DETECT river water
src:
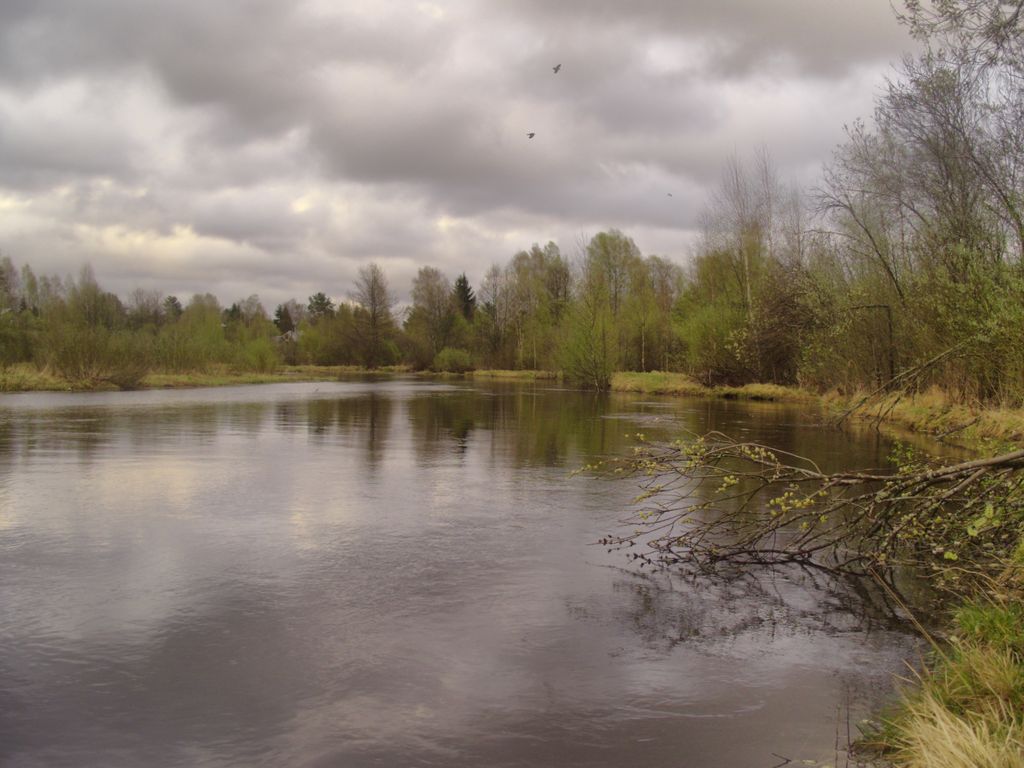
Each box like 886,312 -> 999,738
0,379 -> 925,767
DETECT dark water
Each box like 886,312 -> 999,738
0,379 -> 925,767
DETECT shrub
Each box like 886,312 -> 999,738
431,347 -> 473,373
235,336 -> 279,373
673,301 -> 749,386
559,299 -> 616,390
154,317 -> 229,372
103,331 -> 153,389
37,324 -> 152,388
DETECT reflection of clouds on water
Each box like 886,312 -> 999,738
93,457 -> 206,517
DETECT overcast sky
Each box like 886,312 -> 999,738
0,0 -> 914,307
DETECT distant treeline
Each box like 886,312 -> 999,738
0,236 -> 682,390
2,2 -> 1023,399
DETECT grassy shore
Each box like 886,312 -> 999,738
0,363 -> 410,393
822,388 -> 1024,452
610,370 -> 816,402
141,364 -> 379,389
6,363 -> 1021,452
468,369 -> 562,381
859,593 -> 1024,767
469,369 -> 816,401
0,364 -> 82,392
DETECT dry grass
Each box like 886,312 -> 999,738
610,371 -> 706,395
143,365 -> 412,388
0,364 -> 413,393
865,600 -> 1024,768
892,693 -> 1024,768
824,387 -> 1024,450
0,363 -> 83,392
610,371 -> 815,402
470,369 -> 561,381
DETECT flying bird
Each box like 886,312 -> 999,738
553,64 -> 561,74
527,132 -> 536,139
666,193 -> 673,197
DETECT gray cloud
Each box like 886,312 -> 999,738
0,0 -> 914,307
481,0 -> 908,77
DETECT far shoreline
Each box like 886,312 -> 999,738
4,364 -> 1018,453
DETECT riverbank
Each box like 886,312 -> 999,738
609,371 -> 815,402
856,589 -> 1024,767
478,370 -> 1023,451
0,363 -> 410,393
142,364 -> 411,388
7,363 -> 1022,451
822,388 -> 1024,453
470,369 -> 815,402
6,363 -> 1023,449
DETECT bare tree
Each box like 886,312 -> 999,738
900,0 -> 1024,73
126,288 -> 164,329
352,263 -> 397,369
897,0 -> 1024,258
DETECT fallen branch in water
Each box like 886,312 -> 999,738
597,431 -> 1024,588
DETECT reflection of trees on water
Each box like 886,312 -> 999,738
360,394 -> 392,471
289,394 -> 394,472
690,396 -> 968,470
405,385 -> 637,467
0,405 -> 226,465
678,399 -> 896,475
405,391 -> 478,459
0,383 -> 947,480
0,401 -> 285,465
0,393 -> 392,471
0,420 -> 14,482
397,383 -> 943,473
604,565 -> 921,656
0,412 -> 116,464
587,563 -> 929,761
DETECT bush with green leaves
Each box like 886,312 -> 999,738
560,297 -> 617,390
235,336 -> 279,373
38,323 -> 151,388
431,347 -> 473,373
0,311 -> 35,368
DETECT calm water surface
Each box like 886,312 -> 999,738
0,379 -> 924,767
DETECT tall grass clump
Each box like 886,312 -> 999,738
867,600 -> 1024,767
